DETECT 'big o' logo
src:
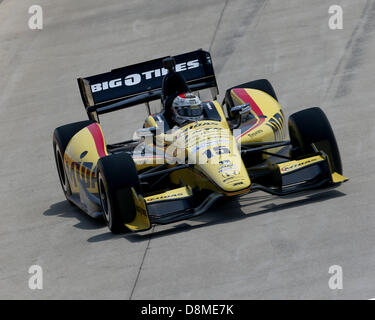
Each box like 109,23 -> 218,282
90,59 -> 200,93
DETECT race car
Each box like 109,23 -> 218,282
53,49 -> 348,233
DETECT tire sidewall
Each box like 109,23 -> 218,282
97,170 -> 113,229
53,140 -> 72,198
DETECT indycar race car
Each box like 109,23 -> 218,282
53,49 -> 348,233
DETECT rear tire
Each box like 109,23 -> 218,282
97,152 -> 140,233
53,120 -> 95,201
224,79 -> 278,119
288,107 -> 343,174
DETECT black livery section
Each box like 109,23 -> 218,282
77,49 -> 218,119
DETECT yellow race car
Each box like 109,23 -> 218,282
53,49 -> 348,233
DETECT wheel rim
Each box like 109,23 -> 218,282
55,145 -> 69,193
98,173 -> 111,226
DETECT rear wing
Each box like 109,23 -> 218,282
77,49 -> 218,120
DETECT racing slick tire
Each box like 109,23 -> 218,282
288,107 -> 343,174
224,79 -> 278,119
97,152 -> 140,233
53,120 -> 95,201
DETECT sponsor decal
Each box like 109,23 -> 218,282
219,160 -> 231,165
280,157 -> 320,173
91,59 -> 200,93
146,192 -> 188,202
191,139 -> 231,154
247,129 -> 263,138
181,121 -> 220,133
219,165 -> 240,177
223,176 -> 235,183
65,152 -> 97,189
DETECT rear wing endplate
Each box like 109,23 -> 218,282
77,49 -> 218,120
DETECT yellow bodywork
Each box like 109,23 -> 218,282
64,125 -> 108,194
331,172 -> 349,183
231,88 -> 286,146
125,189 -> 151,231
140,119 -> 251,195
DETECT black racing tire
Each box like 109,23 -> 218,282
97,152 -> 140,234
288,107 -> 343,174
224,79 -> 278,119
53,120 -> 95,201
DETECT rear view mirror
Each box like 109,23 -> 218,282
230,104 -> 252,128
231,103 -> 251,115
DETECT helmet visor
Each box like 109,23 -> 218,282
176,104 -> 203,117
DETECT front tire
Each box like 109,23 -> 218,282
288,107 -> 343,174
97,152 -> 140,233
53,142 -> 72,200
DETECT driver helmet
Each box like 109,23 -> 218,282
171,93 -> 204,126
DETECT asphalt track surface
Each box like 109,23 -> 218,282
1,0 -> 375,299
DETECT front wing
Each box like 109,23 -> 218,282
125,153 -> 348,232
